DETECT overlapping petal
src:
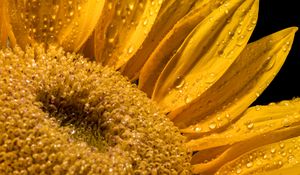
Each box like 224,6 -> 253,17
93,0 -> 163,69
141,0 -> 258,114
139,0 -> 227,95
258,163 -> 300,175
173,27 -> 297,130
187,98 -> 300,151
216,134 -> 300,175
121,0 -> 218,80
191,98 -> 300,174
0,0 -> 15,48
5,0 -> 104,52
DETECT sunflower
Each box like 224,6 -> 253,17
1,0 -> 299,174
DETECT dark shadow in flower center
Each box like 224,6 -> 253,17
36,90 -> 110,152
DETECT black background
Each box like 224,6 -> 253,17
251,0 -> 300,105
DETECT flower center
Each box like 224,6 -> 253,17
0,45 -> 192,174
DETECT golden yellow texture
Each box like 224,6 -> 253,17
1,0 -> 300,174
0,45 -> 191,174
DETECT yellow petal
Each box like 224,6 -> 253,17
80,31 -> 95,60
193,124 -> 300,174
6,0 -> 104,52
93,0 -> 163,69
191,145 -> 229,165
139,0 -> 231,96
150,0 -> 258,113
187,98 -> 300,151
0,0 -> 8,48
258,163 -> 300,175
172,27 -> 297,130
215,134 -> 300,175
120,0 -> 206,80
0,0 -> 16,48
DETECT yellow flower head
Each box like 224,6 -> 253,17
0,0 -> 299,174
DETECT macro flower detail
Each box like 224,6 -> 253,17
0,0 -> 299,174
0,45 -> 191,174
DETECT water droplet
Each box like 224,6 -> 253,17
248,27 -> 253,31
70,129 -> 76,135
283,47 -> 287,52
255,92 -> 260,97
108,2 -> 113,10
127,46 -> 133,54
265,56 -> 276,70
108,38 -> 114,43
150,10 -> 154,16
194,127 -> 202,132
236,168 -> 242,174
218,50 -> 224,57
225,113 -> 230,118
246,162 -> 253,168
117,10 -> 121,16
247,122 -> 254,129
205,73 -> 216,83
282,118 -> 291,127
185,96 -> 192,104
128,3 -> 134,10
175,80 -> 185,89
51,15 -> 56,20
271,148 -> 276,154
209,122 -> 217,129
280,143 -> 285,148
143,19 -> 148,26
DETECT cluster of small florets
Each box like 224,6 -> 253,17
0,45 -> 191,174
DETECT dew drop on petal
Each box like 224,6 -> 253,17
246,162 -> 253,168
209,122 -> 217,130
271,148 -> 276,154
127,46 -> 133,54
175,80 -> 185,89
236,168 -> 242,174
143,19 -> 148,26
194,127 -> 202,132
185,96 -> 192,104
255,92 -> 260,97
247,122 -> 254,129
